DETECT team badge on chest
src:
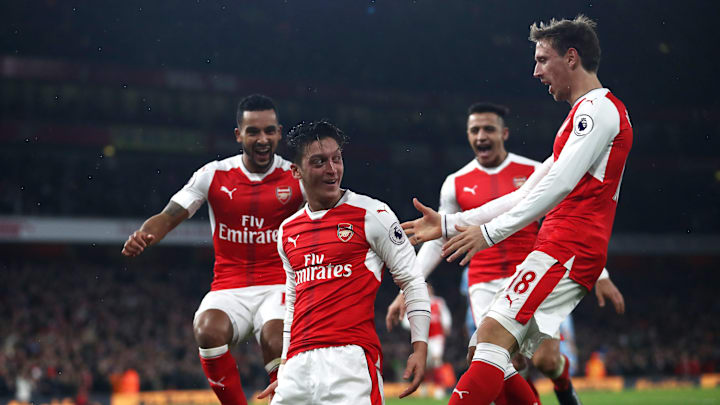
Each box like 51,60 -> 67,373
513,176 -> 527,189
276,186 -> 292,204
337,223 -> 354,242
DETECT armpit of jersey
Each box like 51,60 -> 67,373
171,159 -> 225,218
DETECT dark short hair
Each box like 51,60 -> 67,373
529,14 -> 601,73
236,94 -> 279,126
467,102 -> 510,127
467,102 -> 510,118
286,120 -> 349,164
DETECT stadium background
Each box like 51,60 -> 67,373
1,1 -> 719,404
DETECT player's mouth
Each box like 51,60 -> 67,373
254,146 -> 272,159
476,143 -> 493,157
323,178 -> 338,186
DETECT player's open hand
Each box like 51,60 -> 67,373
442,225 -> 490,265
385,292 -> 406,331
121,231 -> 155,257
401,198 -> 441,246
257,380 -> 278,401
399,341 -> 427,398
595,277 -> 625,314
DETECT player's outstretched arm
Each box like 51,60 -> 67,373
399,341 -> 428,398
401,198 -> 442,245
385,292 -> 406,331
441,225 -> 491,265
595,272 -> 625,314
121,201 -> 189,257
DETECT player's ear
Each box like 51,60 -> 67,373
566,48 -> 580,70
234,127 -> 242,144
502,127 -> 509,142
290,163 -> 302,179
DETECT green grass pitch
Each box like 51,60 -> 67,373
384,387 -> 720,405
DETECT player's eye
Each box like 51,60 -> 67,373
246,127 -> 260,135
484,126 -> 496,133
264,126 -> 278,134
470,127 -> 479,134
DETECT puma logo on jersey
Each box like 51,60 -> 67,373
220,186 -> 237,200
505,294 -> 516,307
377,205 -> 388,214
453,389 -> 470,399
288,234 -> 299,248
463,185 -> 478,195
207,376 -> 226,387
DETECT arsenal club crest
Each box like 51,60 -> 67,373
337,223 -> 354,242
276,186 -> 292,204
512,176 -> 527,189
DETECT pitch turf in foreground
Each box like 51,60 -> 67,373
385,387 -> 720,405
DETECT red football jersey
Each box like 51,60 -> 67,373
449,155 -> 540,284
481,88 -> 633,290
171,154 -> 303,290
278,190 -> 428,362
537,89 -> 633,289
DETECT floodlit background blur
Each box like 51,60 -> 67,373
1,1 -> 719,404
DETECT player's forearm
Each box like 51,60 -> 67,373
403,282 -> 431,343
139,212 -> 185,245
415,239 -> 444,279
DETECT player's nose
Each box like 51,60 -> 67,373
533,63 -> 542,78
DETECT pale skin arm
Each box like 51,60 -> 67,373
442,225 -> 490,266
400,341 -> 428,398
595,277 -> 625,314
386,292 -> 406,331
121,201 -> 189,256
400,198 -> 442,246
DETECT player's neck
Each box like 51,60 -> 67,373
476,150 -> 508,169
569,74 -> 602,106
307,190 -> 345,212
242,154 -> 274,174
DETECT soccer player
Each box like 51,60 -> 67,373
402,16 -> 632,404
261,120 -> 431,404
121,94 -> 304,405
387,102 -> 625,404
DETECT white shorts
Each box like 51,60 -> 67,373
272,345 -> 384,405
193,284 -> 286,345
482,251 -> 587,358
467,275 -> 513,327
427,336 -> 445,369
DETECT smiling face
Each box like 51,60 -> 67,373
533,39 -> 573,103
467,112 -> 509,168
292,137 -> 344,211
235,109 -> 282,173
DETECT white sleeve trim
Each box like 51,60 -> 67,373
598,268 -> 610,280
170,162 -> 215,218
276,225 -> 295,361
363,200 -> 430,343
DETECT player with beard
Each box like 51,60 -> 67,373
259,120 -> 431,404
401,16 -> 632,404
122,94 -> 304,405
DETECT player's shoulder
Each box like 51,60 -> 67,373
273,155 -> 294,172
201,155 -> 243,172
507,153 -> 542,168
574,88 -> 622,132
344,190 -> 389,213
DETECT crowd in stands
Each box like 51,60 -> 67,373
1,248 -> 718,402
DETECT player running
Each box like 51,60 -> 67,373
122,94 -> 303,405
402,16 -> 633,404
259,120 -> 431,404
